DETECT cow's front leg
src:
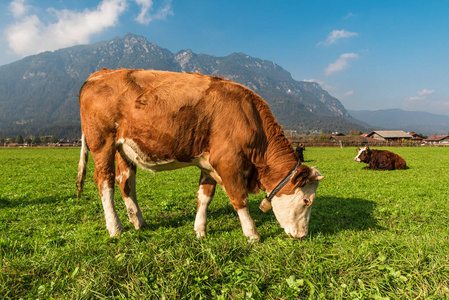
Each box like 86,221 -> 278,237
236,205 -> 261,242
115,152 -> 147,230
214,160 -> 261,241
194,171 -> 216,238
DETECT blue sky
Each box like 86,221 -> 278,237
1,0 -> 448,115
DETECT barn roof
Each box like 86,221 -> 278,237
424,135 -> 449,142
366,130 -> 412,139
409,132 -> 425,140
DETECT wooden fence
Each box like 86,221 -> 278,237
290,139 -> 443,148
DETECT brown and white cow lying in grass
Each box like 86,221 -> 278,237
354,146 -> 407,170
77,69 -> 324,240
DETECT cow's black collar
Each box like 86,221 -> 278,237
259,161 -> 302,212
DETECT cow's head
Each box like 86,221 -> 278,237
270,165 -> 324,239
354,146 -> 372,163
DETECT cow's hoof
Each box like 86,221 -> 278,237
108,225 -> 125,237
195,230 -> 206,238
132,219 -> 148,230
248,234 -> 261,243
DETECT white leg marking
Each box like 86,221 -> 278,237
116,169 -> 129,185
123,195 -> 147,230
101,182 -> 124,237
194,186 -> 212,238
120,168 -> 147,229
237,206 -> 261,241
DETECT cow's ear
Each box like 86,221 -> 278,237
291,165 -> 312,188
356,148 -> 360,152
310,174 -> 325,181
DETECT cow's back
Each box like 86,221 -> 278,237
371,150 -> 406,170
393,152 -> 407,169
79,69 -> 268,163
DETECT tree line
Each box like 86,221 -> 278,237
1,135 -> 62,145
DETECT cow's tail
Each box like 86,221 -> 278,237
76,133 -> 89,199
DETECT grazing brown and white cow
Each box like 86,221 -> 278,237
354,146 -> 407,170
76,69 -> 324,240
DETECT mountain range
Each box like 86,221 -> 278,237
348,109 -> 449,136
0,33 -> 447,139
0,33 -> 366,139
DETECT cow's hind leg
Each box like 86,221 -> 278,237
115,152 -> 147,230
92,145 -> 125,237
194,171 -> 216,238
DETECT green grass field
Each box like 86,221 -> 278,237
1,147 -> 448,299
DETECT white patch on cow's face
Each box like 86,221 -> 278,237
271,170 -> 321,239
354,146 -> 368,163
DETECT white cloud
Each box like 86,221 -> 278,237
8,0 -> 29,18
317,29 -> 358,46
408,89 -> 435,101
344,90 -> 354,96
134,0 -> 173,24
6,0 -> 126,57
325,53 -> 359,76
408,96 -> 421,101
417,89 -> 435,96
5,0 -> 173,57
344,12 -> 356,19
303,79 -> 325,86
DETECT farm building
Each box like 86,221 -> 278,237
408,132 -> 425,142
424,135 -> 449,144
365,131 -> 412,142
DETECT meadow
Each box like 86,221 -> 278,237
0,146 -> 448,299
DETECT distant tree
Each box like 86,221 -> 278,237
16,135 -> 24,144
0,137 -> 5,145
32,136 -> 41,145
349,130 -> 361,136
50,136 -> 58,143
318,132 -> 328,142
24,137 -> 32,145
40,136 -> 49,144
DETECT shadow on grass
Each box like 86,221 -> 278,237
132,195 -> 382,239
0,197 -> 13,208
246,195 -> 382,239
1,193 -> 380,239
359,165 -> 411,171
0,195 -> 72,208
310,196 -> 382,235
138,204 -> 238,233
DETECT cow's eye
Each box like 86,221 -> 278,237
303,198 -> 311,206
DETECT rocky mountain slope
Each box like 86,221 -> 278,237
0,33 -> 366,138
